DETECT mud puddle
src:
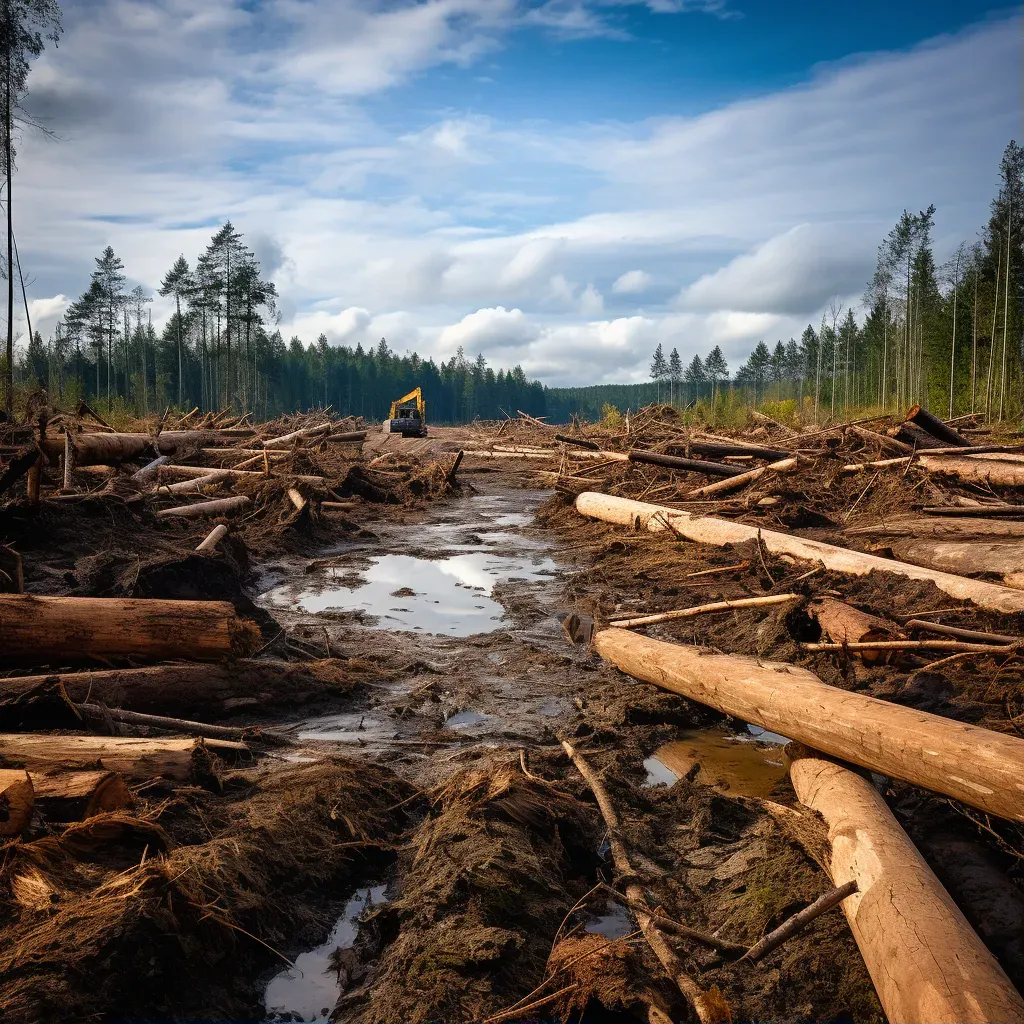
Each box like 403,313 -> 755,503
264,885 -> 387,1023
644,728 -> 788,798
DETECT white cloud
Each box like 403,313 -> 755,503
612,269 -> 652,294
14,6 -> 1021,386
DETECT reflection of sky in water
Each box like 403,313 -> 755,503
264,886 -> 386,1022
260,552 -> 559,637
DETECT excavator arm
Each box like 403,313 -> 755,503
389,387 -> 425,420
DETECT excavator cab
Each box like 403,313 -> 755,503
386,387 -> 428,437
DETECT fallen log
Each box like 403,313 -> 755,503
0,769 -> 33,835
803,638 -> 1016,654
0,734 -> 243,780
921,504 -> 1024,517
749,409 -> 796,436
906,404 -> 972,447
847,517 -> 1024,538
628,450 -> 744,477
0,659 -> 354,722
904,619 -> 1019,645
30,769 -> 130,820
562,740 -> 728,1024
887,539 -> 1024,586
0,594 -> 257,662
77,704 -> 248,742
683,457 -> 797,499
686,439 -> 792,461
591,627 -> 1024,821
0,445 -> 42,496
131,454 -> 171,483
261,423 -> 331,449
608,593 -> 797,629
807,598 -> 901,665
555,433 -> 600,450
574,492 -> 1024,614
195,523 -> 228,552
845,454 -> 1024,488
790,752 -> 1024,1023
845,424 -> 914,455
324,430 -> 367,443
155,495 -> 252,518
158,470 -> 233,493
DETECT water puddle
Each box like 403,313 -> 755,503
585,903 -> 632,939
444,709 -> 491,729
744,724 -> 790,745
291,711 -> 398,743
643,730 -> 787,799
264,885 -> 387,1022
261,551 -> 559,636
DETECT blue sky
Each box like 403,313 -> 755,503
17,0 -> 1022,385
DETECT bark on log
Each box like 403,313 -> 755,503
0,593 -> 257,662
0,659 -> 354,722
627,450 -> 744,477
848,517 -> 1024,538
155,495 -> 252,518
30,769 -> 130,820
845,424 -> 914,455
917,456 -> 1024,488
158,470 -> 233,493
591,626 -> 1024,821
0,444 -> 42,495
261,423 -> 331,449
324,431 -> 367,443
574,492 -> 1024,614
906,404 -> 972,447
684,457 -> 797,499
887,539 -> 1024,583
0,769 -> 33,835
131,455 -> 171,483
685,439 -> 792,461
790,753 -> 1024,1024
0,734 -> 242,780
78,703 -> 247,742
807,598 -> 901,665
555,433 -> 600,450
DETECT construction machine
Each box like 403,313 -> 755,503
385,387 -> 428,437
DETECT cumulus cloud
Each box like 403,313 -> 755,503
14,4 -> 1020,385
612,269 -> 652,294
679,225 -> 871,315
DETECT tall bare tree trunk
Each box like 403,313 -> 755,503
4,39 -> 13,418
176,291 -> 182,409
999,200 -> 1012,422
949,247 -> 960,418
971,267 -> 978,412
987,238 -> 1001,420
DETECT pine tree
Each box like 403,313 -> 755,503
159,255 -> 192,409
649,343 -> 667,402
704,346 -> 728,404
90,246 -> 126,406
667,347 -> 682,406
683,354 -> 705,406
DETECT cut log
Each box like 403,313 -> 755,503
684,457 -> 798,499
790,753 -> 1024,1024
845,424 -> 914,455
63,430 -> 73,489
195,523 -> 228,552
686,439 -> 792,461
155,495 -> 252,518
158,470 -> 232,494
0,594 -> 257,662
591,626 -> 1024,821
627,450 -> 744,477
287,487 -> 307,511
261,423 -> 331,449
555,433 -> 600,450
324,431 -> 367,443
77,704 -> 247,742
575,492 -> 1024,614
608,593 -> 797,629
749,409 -> 796,436
131,454 -> 171,483
0,659 -> 354,722
65,432 -> 153,466
0,769 -> 33,836
921,504 -> 1023,517
0,734 -> 242,780
887,539 -> 1024,583
807,598 -> 901,665
849,455 -> 1024,488
26,456 -> 41,504
848,517 -> 1024,538
30,769 -> 130,820
906,404 -> 972,447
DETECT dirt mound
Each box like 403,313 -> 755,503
0,758 -> 416,1024
338,753 -> 598,1024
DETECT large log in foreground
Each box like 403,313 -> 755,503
906,404 -> 972,447
574,491 -> 1024,614
592,627 -> 1024,821
790,753 -> 1024,1023
0,594 -> 258,663
888,539 -> 1024,589
30,769 -> 131,820
846,516 -> 1024,538
0,659 -> 357,722
0,734 -> 244,780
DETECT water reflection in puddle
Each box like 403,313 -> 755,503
261,552 -> 559,637
585,903 -> 632,939
291,711 -> 397,743
644,730 -> 787,799
444,709 -> 491,729
264,885 -> 386,1023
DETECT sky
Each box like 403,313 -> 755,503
14,0 -> 1023,387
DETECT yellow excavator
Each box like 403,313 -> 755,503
386,387 -> 428,437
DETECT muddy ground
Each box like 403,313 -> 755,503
2,417 -> 1023,1023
